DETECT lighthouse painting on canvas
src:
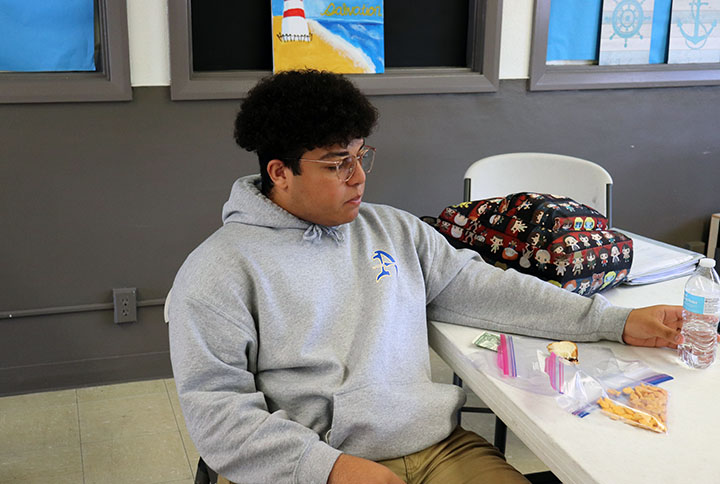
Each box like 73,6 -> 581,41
271,0 -> 385,74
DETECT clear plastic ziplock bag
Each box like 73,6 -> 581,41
469,334 -> 673,432
595,381 -> 669,433
547,350 -> 673,426
471,334 -> 630,396
485,333 -> 558,396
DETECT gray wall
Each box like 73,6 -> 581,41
2,80 -> 719,395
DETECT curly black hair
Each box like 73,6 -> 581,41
234,70 -> 378,195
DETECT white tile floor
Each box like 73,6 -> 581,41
0,379 -> 195,484
0,350 -> 548,483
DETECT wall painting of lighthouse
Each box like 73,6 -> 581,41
272,0 -> 384,74
667,0 -> 720,63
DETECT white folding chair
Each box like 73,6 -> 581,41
454,152 -> 613,458
708,213 -> 720,259
163,288 -> 172,324
464,152 -> 613,225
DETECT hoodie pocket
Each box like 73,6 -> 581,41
327,381 -> 463,460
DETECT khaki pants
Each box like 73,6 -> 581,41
219,427 -> 529,484
377,427 -> 530,484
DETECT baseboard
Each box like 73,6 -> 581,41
0,351 -> 173,397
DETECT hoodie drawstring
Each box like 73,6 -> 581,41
303,224 -> 345,244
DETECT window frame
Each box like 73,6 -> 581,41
168,0 -> 502,100
0,0 -> 132,104
529,0 -> 720,91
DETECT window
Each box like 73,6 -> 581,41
0,0 -> 131,104
168,0 -> 502,100
529,0 -> 720,90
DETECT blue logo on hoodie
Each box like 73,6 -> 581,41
372,250 -> 398,282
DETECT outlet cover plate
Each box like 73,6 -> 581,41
113,288 -> 137,324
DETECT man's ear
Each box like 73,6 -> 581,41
266,159 -> 291,191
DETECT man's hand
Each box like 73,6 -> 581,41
328,454 -> 405,484
623,305 -> 684,348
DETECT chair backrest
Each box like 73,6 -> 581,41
163,288 -> 172,324
464,152 -> 613,225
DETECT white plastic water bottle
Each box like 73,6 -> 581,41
679,258 -> 720,369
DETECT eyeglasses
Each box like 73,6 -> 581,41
296,146 -> 375,182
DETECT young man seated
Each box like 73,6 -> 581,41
169,70 -> 684,484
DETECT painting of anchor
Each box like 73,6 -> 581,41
668,0 -> 720,63
599,0 -> 658,64
271,0 -> 385,74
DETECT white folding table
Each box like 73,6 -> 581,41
429,276 -> 720,484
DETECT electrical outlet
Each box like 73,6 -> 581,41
113,288 -> 137,324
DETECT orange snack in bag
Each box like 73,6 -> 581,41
596,383 -> 668,433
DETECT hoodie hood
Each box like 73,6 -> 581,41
221,175 -> 345,244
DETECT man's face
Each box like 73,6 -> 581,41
272,138 -> 367,227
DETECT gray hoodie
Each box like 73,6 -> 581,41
169,175 -> 631,484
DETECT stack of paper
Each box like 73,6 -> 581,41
622,230 -> 703,285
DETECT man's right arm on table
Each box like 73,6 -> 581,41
168,293 -> 343,484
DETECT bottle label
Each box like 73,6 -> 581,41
706,296 -> 720,314
684,291 -> 720,315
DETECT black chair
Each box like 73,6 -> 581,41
453,374 -> 509,453
195,457 -> 218,484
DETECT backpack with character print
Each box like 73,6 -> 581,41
432,193 -> 633,296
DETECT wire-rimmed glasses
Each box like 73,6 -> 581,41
297,146 -> 375,182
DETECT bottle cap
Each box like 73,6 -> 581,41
699,258 -> 717,268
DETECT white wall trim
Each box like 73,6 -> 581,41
127,0 -> 170,86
